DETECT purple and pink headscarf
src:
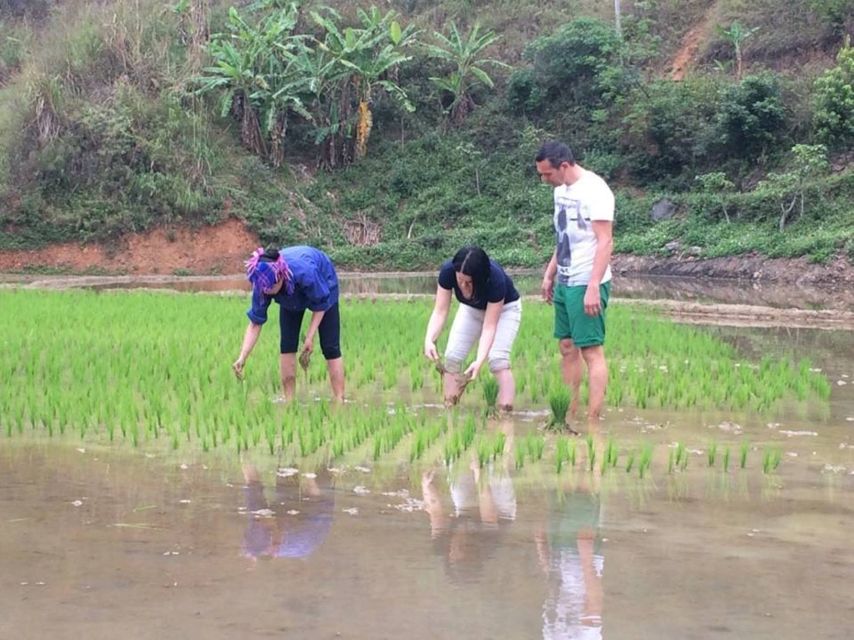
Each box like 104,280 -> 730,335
245,247 -> 293,299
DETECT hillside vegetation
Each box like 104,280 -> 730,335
0,0 -> 851,269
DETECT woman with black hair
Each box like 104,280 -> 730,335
424,246 -> 522,411
232,246 -> 344,403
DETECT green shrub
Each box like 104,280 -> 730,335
813,41 -> 854,149
508,17 -> 624,114
621,78 -> 721,181
714,73 -> 788,159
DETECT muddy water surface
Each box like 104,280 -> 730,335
3,341 -> 852,640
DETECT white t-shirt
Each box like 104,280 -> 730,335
552,170 -> 615,286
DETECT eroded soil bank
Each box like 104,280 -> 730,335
0,219 -> 851,286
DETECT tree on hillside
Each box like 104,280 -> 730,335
507,17 -> 623,114
813,37 -> 853,149
423,21 -> 508,126
715,73 -> 786,161
196,6 -> 303,159
311,6 -> 415,163
757,144 -> 829,231
715,21 -> 759,80
695,172 -> 736,223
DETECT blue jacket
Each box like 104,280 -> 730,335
247,246 -> 339,324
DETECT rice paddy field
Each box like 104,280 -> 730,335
2,282 -> 853,640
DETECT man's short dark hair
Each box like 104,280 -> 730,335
535,141 -> 575,168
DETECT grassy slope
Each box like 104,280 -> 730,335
0,0 -> 851,268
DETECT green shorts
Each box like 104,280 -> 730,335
553,281 -> 611,347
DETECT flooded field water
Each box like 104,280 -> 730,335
6,271 -> 854,312
2,276 -> 853,639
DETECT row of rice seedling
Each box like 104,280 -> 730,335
514,433 -> 546,470
410,419 -> 447,462
544,436 -> 788,480
475,430 -> 507,468
443,414 -> 478,465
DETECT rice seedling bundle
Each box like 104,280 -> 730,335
546,385 -> 571,428
481,377 -> 499,415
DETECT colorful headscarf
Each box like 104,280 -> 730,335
245,247 -> 293,298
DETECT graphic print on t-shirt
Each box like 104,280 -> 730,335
552,171 -> 614,287
555,199 -> 589,277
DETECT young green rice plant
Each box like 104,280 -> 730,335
639,443 -> 654,479
409,428 -> 426,463
600,438 -> 618,474
461,414 -> 477,451
667,447 -> 675,474
555,437 -> 574,473
762,447 -> 783,474
526,434 -> 545,462
586,435 -> 596,472
771,447 -> 782,472
514,437 -> 528,470
740,440 -> 750,469
409,363 -> 424,392
547,386 -> 571,429
475,431 -> 505,468
444,417 -> 477,466
409,420 -> 445,462
625,450 -> 636,474
707,441 -> 718,468
674,442 -> 686,471
607,438 -> 618,468
481,377 -> 499,417
723,446 -> 731,473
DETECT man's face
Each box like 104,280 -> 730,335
536,159 -> 568,187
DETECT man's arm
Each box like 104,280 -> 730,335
583,221 -> 613,316
541,250 -> 558,303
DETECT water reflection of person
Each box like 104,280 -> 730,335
421,419 -> 516,581
241,464 -> 335,563
535,433 -> 605,639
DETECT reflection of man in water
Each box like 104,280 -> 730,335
535,436 -> 604,639
242,464 -> 335,561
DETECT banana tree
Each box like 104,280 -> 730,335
289,42 -> 350,167
424,21 -> 507,125
197,37 -> 268,156
312,6 -> 416,163
716,20 -> 759,80
195,5 -> 303,161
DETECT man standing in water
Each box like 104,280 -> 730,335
535,141 -> 614,427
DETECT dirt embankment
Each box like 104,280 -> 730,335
0,219 -> 260,275
0,218 -> 852,287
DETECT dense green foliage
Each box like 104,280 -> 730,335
0,0 -> 851,267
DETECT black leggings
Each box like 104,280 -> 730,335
279,302 -> 342,360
